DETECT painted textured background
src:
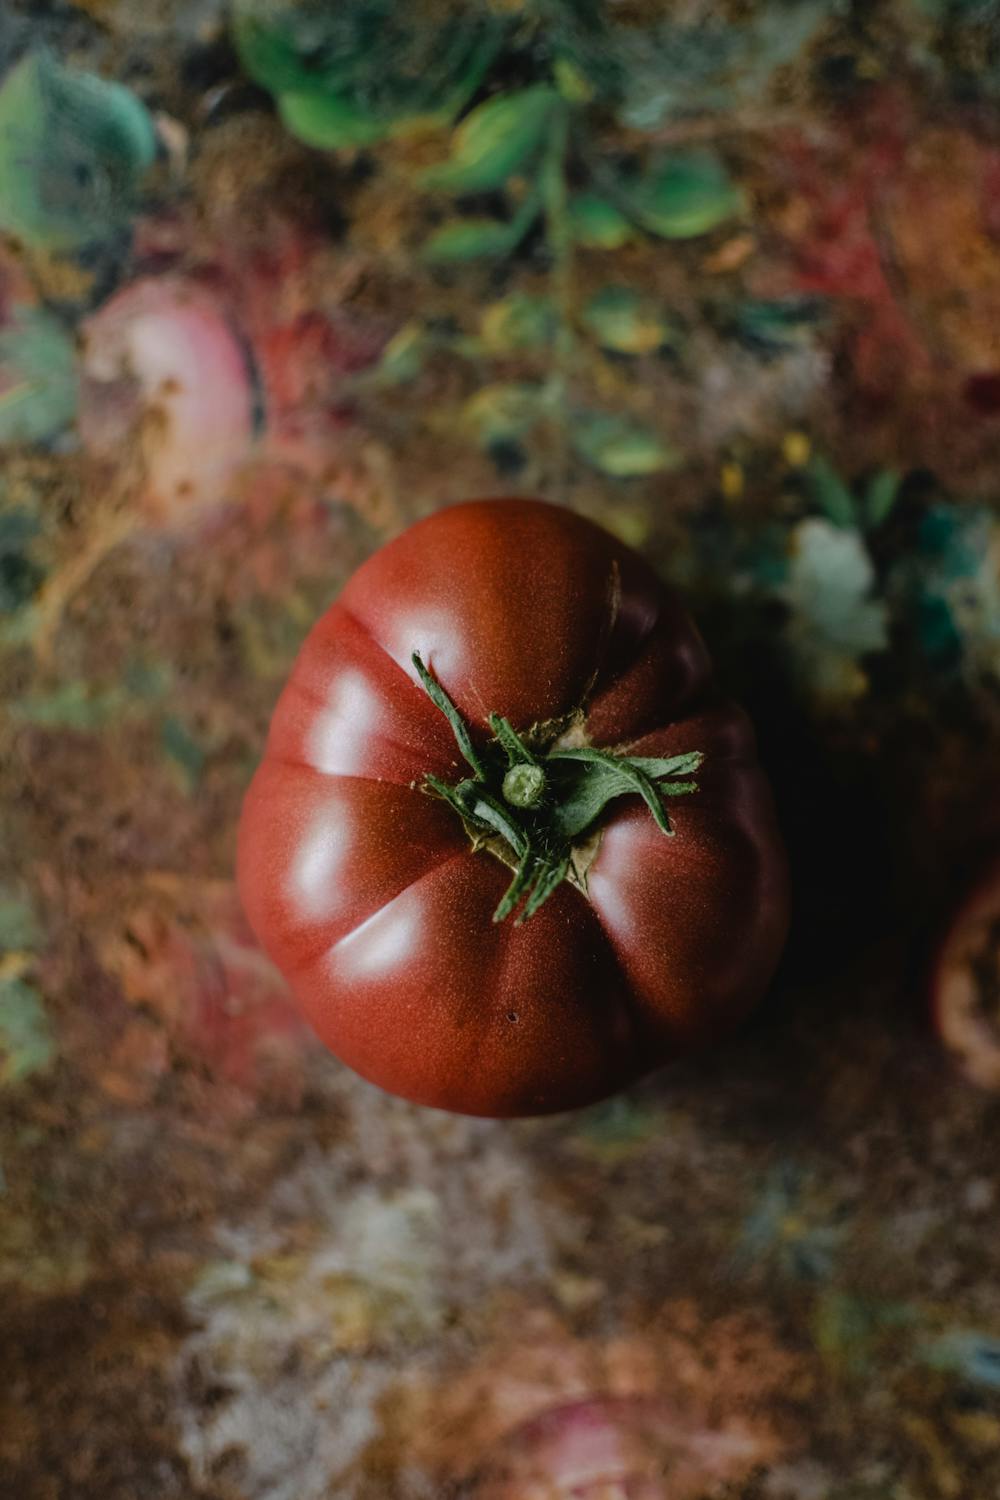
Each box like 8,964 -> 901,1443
1,2 -> 1000,1496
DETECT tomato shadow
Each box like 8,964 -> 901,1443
652,593 -> 948,1142
700,600 -> 896,980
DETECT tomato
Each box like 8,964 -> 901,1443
931,856 -> 1000,1090
238,499 -> 789,1116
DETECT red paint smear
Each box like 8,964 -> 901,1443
105,884 -> 310,1105
256,312 -> 384,473
773,97 -> 932,398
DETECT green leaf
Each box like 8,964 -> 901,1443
0,555 -> 43,614
11,681 -> 127,729
422,217 -> 524,262
921,1329 -> 1000,1390
161,715 -> 206,788
0,894 -> 40,950
577,1096 -> 660,1155
519,854 -> 570,923
814,1291 -> 914,1378
571,412 -> 678,477
731,297 -> 825,355
370,322 -> 432,385
909,507 -> 1000,673
549,748 -> 689,839
0,52 -> 156,250
806,456 -> 857,529
0,505 -> 43,613
0,308 -> 77,445
544,0 -> 624,107
627,152 -> 743,239
412,653 -> 485,780
479,293 -> 555,352
233,2 -> 504,149
462,786 -> 528,857
553,56 -> 594,104
277,90 -> 386,149
232,13 -> 318,95
581,285 -> 679,355
627,751 -> 703,779
617,4 -> 830,129
864,469 -> 901,529
0,507 -> 40,550
0,978 -> 54,1085
461,382 -> 544,443
420,86 -> 558,193
567,191 -> 632,249
489,713 -> 539,767
493,847 -> 539,923
123,657 -> 172,700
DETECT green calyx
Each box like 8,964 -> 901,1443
411,653 -> 703,925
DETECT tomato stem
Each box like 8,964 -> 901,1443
412,654 -> 703,923
503,763 -> 546,808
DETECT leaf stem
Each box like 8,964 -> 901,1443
493,848 -> 537,923
518,853 -> 570,925
489,712 -> 538,765
412,653 -> 486,779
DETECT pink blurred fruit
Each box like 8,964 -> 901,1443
467,1396 -> 769,1500
79,276 -> 256,521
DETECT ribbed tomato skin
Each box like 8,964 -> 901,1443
238,499 -> 789,1116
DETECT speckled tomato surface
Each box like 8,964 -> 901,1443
238,499 -> 789,1116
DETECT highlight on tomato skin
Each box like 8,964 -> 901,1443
237,497 -> 790,1118
931,855 -> 1000,1091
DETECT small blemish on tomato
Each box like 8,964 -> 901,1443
507,1011 -> 519,1023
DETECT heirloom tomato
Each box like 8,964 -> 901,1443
238,499 -> 788,1116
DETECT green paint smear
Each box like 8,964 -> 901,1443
233,0 -> 504,150
11,681 -> 130,729
0,308 -> 78,445
0,978 -> 55,1085
0,51 -> 155,250
0,894 -> 40,950
161,715 -> 206,787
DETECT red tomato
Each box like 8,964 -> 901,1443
238,499 -> 789,1116
931,856 -> 1000,1090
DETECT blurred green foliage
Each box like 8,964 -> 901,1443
0,308 -> 77,446
233,0 -> 503,147
0,978 -> 54,1085
0,51 -> 155,250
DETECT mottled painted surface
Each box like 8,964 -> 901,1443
1,2 -> 1000,1497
